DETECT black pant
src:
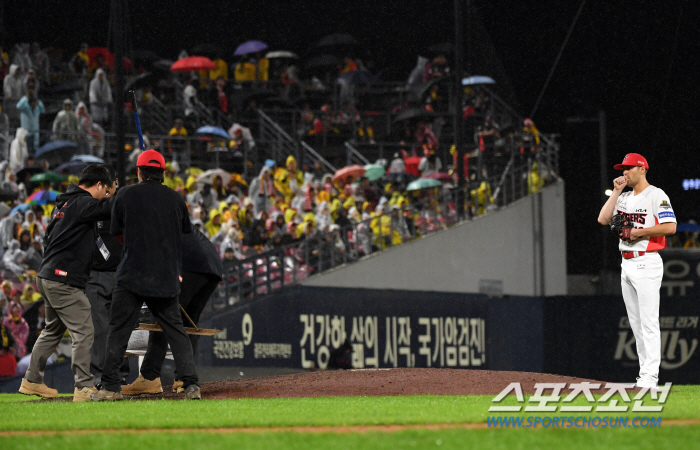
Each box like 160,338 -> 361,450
141,272 -> 220,380
85,270 -> 129,387
101,285 -> 199,392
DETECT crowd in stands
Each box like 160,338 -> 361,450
0,37 -> 557,378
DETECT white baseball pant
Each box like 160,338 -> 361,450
620,252 -> 663,384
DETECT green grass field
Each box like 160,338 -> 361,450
1,387 -> 699,449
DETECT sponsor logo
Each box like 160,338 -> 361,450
635,209 -> 647,213
660,201 -> 671,210
615,316 -> 698,369
54,269 -> 67,277
658,211 -> 675,219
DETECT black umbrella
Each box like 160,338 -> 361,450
124,72 -> 160,92
34,140 -> 79,168
0,187 -> 18,203
15,166 -> 45,183
316,33 -> 359,47
191,43 -> 225,59
305,54 -> 342,70
393,107 -> 436,124
54,160 -> 89,176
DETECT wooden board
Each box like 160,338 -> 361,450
137,323 -> 221,336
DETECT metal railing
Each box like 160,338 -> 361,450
345,141 -> 370,166
257,109 -> 335,173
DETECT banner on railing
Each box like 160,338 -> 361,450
205,286 -> 700,383
207,286 -> 543,371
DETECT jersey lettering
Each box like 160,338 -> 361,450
616,210 -> 647,225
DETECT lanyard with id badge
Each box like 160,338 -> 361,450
97,236 -> 111,261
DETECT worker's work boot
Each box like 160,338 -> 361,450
121,374 -> 163,395
19,379 -> 58,398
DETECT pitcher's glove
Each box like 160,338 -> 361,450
610,214 -> 634,242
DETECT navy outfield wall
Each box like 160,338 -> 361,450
206,286 -> 700,384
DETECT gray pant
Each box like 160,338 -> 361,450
26,277 -> 94,388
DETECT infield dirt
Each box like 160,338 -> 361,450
112,368 -> 610,400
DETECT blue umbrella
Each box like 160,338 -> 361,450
462,76 -> 496,86
234,40 -> 268,56
34,140 -> 78,159
11,203 -> 32,215
54,160 -> 89,175
71,154 -> 105,163
196,126 -> 230,140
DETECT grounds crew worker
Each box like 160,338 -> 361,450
19,164 -> 114,402
92,150 -> 201,401
85,172 -> 130,389
122,228 -> 223,395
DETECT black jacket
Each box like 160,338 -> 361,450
182,228 -> 223,280
91,218 -> 123,272
37,185 -> 113,288
111,180 -> 192,297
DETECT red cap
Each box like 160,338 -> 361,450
136,149 -> 166,169
614,153 -> 649,171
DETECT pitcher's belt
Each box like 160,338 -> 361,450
622,251 -> 656,259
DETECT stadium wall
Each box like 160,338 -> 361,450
204,285 -> 700,384
302,181 -> 567,296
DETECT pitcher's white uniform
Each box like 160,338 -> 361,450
615,185 -> 676,385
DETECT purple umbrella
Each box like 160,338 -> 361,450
234,40 -> 268,56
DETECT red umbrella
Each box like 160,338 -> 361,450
85,47 -> 132,70
170,56 -> 217,72
425,172 -> 453,182
333,165 -> 366,184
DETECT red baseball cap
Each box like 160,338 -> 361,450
614,153 -> 649,171
136,149 -> 166,169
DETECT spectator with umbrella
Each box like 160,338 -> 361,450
234,41 -> 268,83
233,57 -> 257,83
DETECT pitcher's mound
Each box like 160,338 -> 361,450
147,368 -> 607,400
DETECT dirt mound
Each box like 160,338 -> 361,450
122,368 -> 607,400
